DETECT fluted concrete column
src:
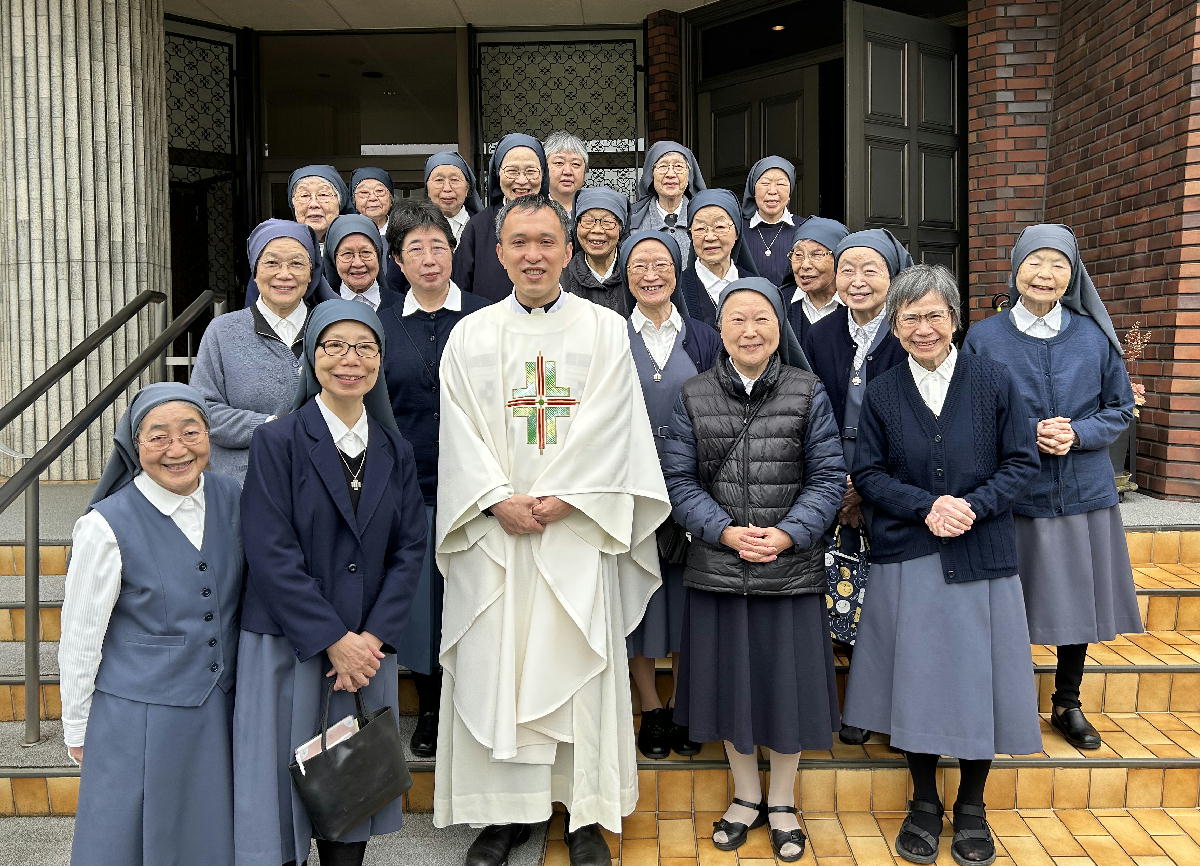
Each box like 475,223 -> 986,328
0,0 -> 170,480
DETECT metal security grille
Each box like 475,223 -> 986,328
477,40 -> 641,198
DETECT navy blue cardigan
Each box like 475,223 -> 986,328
451,205 -> 510,303
850,353 -> 1040,583
962,310 -> 1133,518
803,305 -> 908,429
240,398 -> 427,661
678,315 -> 722,372
786,300 -> 813,346
678,267 -> 717,330
380,292 -> 490,505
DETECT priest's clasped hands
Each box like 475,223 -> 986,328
492,494 -> 575,535
719,524 -> 794,562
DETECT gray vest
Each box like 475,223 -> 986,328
92,472 -> 242,707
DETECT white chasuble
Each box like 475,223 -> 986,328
434,294 -> 670,832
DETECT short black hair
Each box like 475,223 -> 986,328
384,198 -> 457,255
494,193 -> 571,242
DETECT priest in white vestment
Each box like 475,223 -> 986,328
435,194 -> 671,866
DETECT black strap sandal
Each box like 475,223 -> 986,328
766,805 -> 807,862
711,797 -> 767,851
894,799 -> 944,864
951,802 -> 996,866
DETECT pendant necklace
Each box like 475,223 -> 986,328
338,450 -> 365,491
759,222 -> 786,257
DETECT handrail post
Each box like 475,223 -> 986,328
22,478 -> 41,745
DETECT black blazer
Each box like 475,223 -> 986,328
802,304 -> 907,429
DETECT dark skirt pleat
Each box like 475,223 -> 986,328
627,561 -> 686,658
395,505 -> 441,674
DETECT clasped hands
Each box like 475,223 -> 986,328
720,524 -> 794,562
926,494 -> 975,538
1037,416 -> 1076,456
492,494 -> 574,536
326,630 -> 384,692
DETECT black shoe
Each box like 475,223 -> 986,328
464,824 -> 531,866
766,806 -> 807,862
667,716 -> 702,757
894,799 -> 944,864
564,823 -> 610,866
711,798 -> 768,851
951,802 -> 996,866
839,724 -> 870,745
410,711 -> 438,759
315,839 -> 367,866
637,707 -> 671,759
1050,707 -> 1101,750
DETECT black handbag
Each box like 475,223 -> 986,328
288,680 -> 413,841
656,520 -> 691,565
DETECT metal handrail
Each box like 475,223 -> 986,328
0,290 -> 166,434
0,290 -> 214,746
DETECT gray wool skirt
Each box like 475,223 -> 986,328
842,553 -> 1042,760
71,687 -> 234,866
232,631 -> 403,866
627,560 -> 686,659
1014,506 -> 1144,646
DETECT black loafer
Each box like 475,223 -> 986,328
464,823 -> 531,866
767,805 -> 807,862
712,798 -> 767,851
410,710 -> 438,759
564,823 -> 610,866
668,717 -> 703,757
1050,707 -> 1101,750
839,724 -> 870,745
637,707 -> 671,759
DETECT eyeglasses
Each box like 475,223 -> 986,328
653,161 -> 689,175
628,261 -> 674,276
896,309 -> 952,328
578,215 -> 619,231
787,250 -> 831,262
336,249 -> 378,264
138,430 -> 207,451
500,167 -> 543,181
403,243 -> 452,259
292,190 -> 338,205
429,174 -> 466,188
690,222 -> 734,237
318,340 -> 381,359
354,188 -> 391,201
259,257 -> 311,273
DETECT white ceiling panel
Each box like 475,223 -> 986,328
166,0 -> 231,25
327,0 -> 465,29
169,0 -> 351,30
450,0 -> 584,28
580,0 -> 708,25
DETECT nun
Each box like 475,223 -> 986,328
802,228 -> 912,745
451,133 -> 549,301
324,213 -> 403,313
782,217 -> 849,344
561,186 -> 630,314
60,383 -> 242,866
233,300 -> 427,866
288,164 -> 350,248
844,264 -> 1042,866
350,167 -> 404,296
740,156 -> 798,286
424,151 -> 484,244
619,230 -> 721,761
963,224 -> 1142,751
630,141 -> 708,260
193,219 -> 334,482
379,199 -> 490,759
677,188 -> 759,330
662,279 -> 843,862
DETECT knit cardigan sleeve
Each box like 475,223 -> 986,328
959,366 -> 1041,521
189,316 -> 272,450
851,384 -> 938,521
1070,339 -> 1134,452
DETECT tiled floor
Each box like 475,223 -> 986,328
542,808 -> 1200,865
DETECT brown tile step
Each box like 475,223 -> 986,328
555,807 -> 1200,865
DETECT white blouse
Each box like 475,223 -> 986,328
631,305 -> 683,370
1010,299 -> 1063,338
59,474 -> 207,751
314,393 -> 369,458
908,345 -> 958,417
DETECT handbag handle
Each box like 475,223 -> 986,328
317,678 -> 370,752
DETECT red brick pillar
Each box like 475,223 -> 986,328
965,0 -> 1060,322
644,10 -> 683,144
1043,0 -> 1200,497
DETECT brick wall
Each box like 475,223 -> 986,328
965,1 -> 1060,321
644,10 -> 683,144
1042,0 -> 1200,497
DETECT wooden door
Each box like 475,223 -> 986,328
845,1 -> 961,274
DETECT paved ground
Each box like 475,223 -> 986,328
0,814 -> 549,866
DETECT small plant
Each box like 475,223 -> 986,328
1123,322 -> 1150,416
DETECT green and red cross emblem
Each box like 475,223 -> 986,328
505,353 -> 579,453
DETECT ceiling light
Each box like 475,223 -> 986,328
771,24 -> 785,31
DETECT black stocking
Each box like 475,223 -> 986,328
900,752 -> 942,857
314,839 -> 367,866
954,759 -> 992,862
1053,644 -> 1088,710
413,669 -> 441,716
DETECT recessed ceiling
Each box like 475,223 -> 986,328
166,0 -> 714,29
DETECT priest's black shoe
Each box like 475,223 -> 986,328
1050,707 -> 1101,750
464,823 -> 531,866
564,822 -> 610,866
637,707 -> 671,759
409,710 -> 438,759
839,724 -> 870,745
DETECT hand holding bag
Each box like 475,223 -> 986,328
825,525 -> 870,646
289,679 -> 413,841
